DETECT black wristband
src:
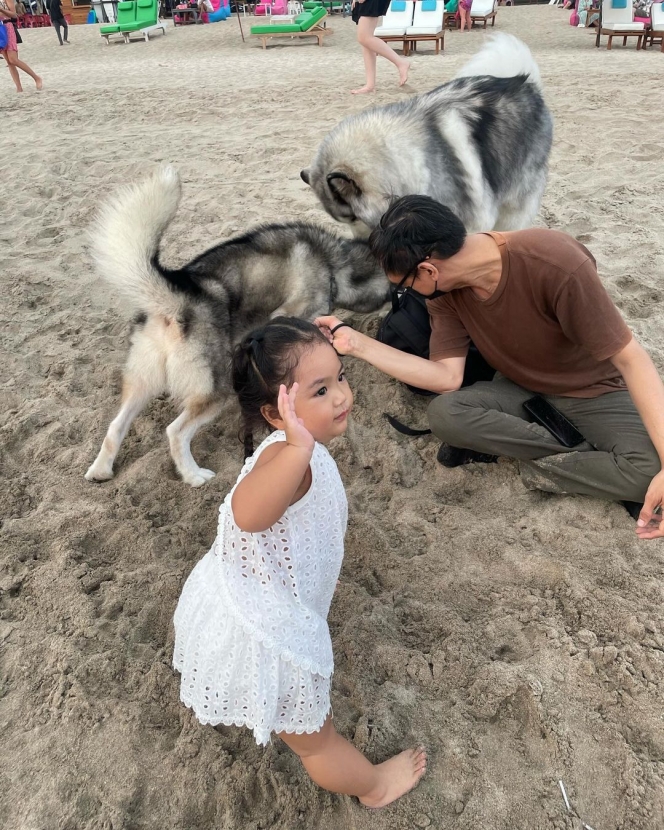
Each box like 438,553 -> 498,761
330,322 -> 351,335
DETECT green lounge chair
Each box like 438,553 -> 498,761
121,0 -> 167,41
99,0 -> 136,43
251,6 -> 330,48
100,0 -> 166,44
303,0 -> 344,12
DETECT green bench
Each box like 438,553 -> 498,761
100,0 -> 167,44
303,0 -> 345,11
251,6 -> 330,47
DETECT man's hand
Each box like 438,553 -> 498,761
315,316 -> 365,357
637,470 -> 664,539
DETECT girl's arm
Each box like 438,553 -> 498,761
0,0 -> 17,16
231,384 -> 315,533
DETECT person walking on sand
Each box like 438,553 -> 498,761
47,0 -> 69,44
173,317 -> 427,807
0,0 -> 42,93
351,0 -> 410,94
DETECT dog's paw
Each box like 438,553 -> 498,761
183,468 -> 216,488
85,461 -> 114,482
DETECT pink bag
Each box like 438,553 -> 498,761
569,10 -> 579,23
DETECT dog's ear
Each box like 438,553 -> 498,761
326,171 -> 361,204
300,169 -> 311,185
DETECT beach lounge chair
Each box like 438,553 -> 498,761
303,0 -> 344,11
375,0 -> 415,51
469,0 -> 496,27
126,0 -> 166,40
404,0 -> 445,54
595,0 -> 645,47
643,0 -> 664,49
100,0 -> 166,43
250,6 -> 330,47
100,0 -> 136,42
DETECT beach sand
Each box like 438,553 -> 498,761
2,8 -> 664,829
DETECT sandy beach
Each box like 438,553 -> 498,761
2,7 -> 664,829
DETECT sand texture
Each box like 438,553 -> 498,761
2,8 -> 664,829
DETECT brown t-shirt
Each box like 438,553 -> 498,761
427,230 -> 632,398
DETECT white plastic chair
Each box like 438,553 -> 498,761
596,0 -> 645,48
406,0 -> 444,34
469,0 -> 496,26
643,1 -> 664,48
101,0 -> 117,21
375,0 -> 415,35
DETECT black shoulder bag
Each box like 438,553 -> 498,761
376,284 -> 495,433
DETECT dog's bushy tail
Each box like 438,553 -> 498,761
90,166 -> 185,318
455,34 -> 543,90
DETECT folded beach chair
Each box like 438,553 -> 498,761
595,0 -> 645,47
375,0 -> 415,51
404,0 -> 445,54
643,0 -> 664,49
469,0 -> 496,27
251,6 -> 331,47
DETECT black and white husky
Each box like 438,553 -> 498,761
301,34 -> 553,237
84,167 -> 389,487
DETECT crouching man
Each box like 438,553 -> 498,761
316,195 -> 664,539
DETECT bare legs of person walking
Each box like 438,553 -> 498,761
352,15 -> 410,94
2,47 -> 42,93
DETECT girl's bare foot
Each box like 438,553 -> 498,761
359,747 -> 427,808
35,77 -> 43,90
351,85 -> 375,94
398,60 -> 410,86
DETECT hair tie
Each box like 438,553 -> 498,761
330,322 -> 351,335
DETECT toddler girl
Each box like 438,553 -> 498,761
458,0 -> 472,31
173,317 -> 426,807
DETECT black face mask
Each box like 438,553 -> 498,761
395,271 -> 446,301
409,286 -> 447,300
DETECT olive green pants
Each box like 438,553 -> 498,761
427,376 -> 660,503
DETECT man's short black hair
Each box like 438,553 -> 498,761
368,195 -> 467,278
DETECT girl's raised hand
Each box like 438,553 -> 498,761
278,384 -> 315,454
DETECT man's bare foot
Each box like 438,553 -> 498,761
398,60 -> 410,86
359,747 -> 427,808
35,77 -> 43,90
351,85 -> 375,94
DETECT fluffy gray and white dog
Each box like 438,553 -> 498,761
85,167 -> 388,487
301,34 -> 553,237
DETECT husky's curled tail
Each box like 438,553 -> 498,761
454,32 -> 543,88
86,168 -> 389,488
301,34 -> 553,236
90,166 -> 187,320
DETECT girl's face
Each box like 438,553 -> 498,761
281,341 -> 353,445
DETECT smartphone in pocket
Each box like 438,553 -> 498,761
522,396 -> 586,449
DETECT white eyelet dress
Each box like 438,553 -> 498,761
173,431 -> 348,746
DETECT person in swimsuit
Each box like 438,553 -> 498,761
0,0 -> 42,93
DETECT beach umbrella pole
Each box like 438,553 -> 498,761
235,0 -> 245,39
